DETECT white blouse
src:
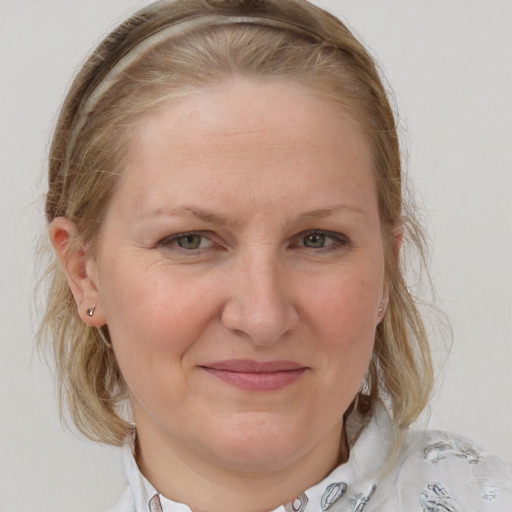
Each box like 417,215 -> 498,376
108,405 -> 512,511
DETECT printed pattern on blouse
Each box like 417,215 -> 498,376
423,440 -> 484,465
419,482 -> 456,512
284,493 -> 309,512
417,435 -> 512,511
320,482 -> 347,510
349,484 -> 376,512
148,494 -> 163,512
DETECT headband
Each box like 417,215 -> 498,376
77,13 -> 324,135
62,12 -> 326,197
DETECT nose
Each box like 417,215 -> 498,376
220,254 -> 299,345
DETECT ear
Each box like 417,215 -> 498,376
49,217 -> 106,326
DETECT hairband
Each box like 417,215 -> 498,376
62,11 -> 326,198
76,13 -> 324,139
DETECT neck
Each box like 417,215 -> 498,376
135,422 -> 348,512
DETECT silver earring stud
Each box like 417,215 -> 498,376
378,302 -> 384,314
87,306 -> 96,317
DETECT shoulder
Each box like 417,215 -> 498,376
393,428 -> 512,510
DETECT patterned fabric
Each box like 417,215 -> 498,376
108,405 -> 512,511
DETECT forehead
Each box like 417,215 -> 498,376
112,78 -> 377,221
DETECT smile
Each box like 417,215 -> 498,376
200,360 -> 308,392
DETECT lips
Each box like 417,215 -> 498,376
200,360 -> 308,391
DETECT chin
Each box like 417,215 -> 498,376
202,415 -> 321,472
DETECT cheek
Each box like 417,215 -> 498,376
319,289 -> 377,396
305,267 -> 382,334
98,257 -> 222,372
300,262 -> 383,376
100,263 -> 222,413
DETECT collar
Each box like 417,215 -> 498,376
122,403 -> 394,512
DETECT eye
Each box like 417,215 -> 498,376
296,230 -> 348,250
159,232 -> 213,250
302,232 -> 328,248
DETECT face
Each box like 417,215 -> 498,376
88,79 -> 387,474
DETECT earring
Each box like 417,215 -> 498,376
378,302 -> 384,314
87,306 -> 96,317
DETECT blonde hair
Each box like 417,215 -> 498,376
40,0 -> 433,445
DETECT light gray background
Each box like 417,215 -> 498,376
1,1 -> 511,510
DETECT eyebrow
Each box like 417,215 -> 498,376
141,204 -> 366,225
295,206 -> 366,223
142,206 -> 232,225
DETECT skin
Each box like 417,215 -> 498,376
51,78 -> 392,512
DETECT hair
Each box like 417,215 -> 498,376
39,0 -> 433,446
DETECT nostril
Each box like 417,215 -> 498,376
221,298 -> 299,346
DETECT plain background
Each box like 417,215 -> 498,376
1,0 -> 511,510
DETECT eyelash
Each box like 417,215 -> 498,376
158,231 -> 215,251
157,230 -> 349,253
293,230 -> 349,252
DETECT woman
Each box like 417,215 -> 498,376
40,0 -> 512,510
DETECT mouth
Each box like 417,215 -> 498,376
200,360 -> 308,392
